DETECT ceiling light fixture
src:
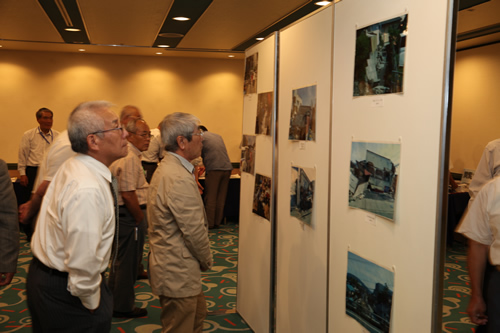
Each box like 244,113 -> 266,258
157,45 -> 170,48
173,17 -> 190,21
156,52 -> 163,55
256,37 -> 264,41
315,1 -> 331,5
65,28 -> 81,32
78,48 -> 85,52
228,55 -> 235,58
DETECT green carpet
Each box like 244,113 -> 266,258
442,242 -> 478,333
0,223 -> 253,332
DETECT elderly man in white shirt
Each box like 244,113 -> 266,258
26,101 -> 129,333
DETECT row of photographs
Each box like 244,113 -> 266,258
244,139 -> 401,223
244,14 -> 408,99
255,85 -> 316,141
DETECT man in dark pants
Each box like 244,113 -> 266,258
26,101 -> 129,332
199,126 -> 232,229
457,176 -> 500,332
109,118 -> 150,318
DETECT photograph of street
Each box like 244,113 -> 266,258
290,165 -> 315,225
349,141 -> 400,220
288,84 -> 316,141
255,91 -> 273,135
252,173 -> 271,221
244,53 -> 258,95
240,135 -> 256,175
346,251 -> 394,333
353,14 -> 408,96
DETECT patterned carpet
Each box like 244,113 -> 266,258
0,222 -> 253,332
443,242 -> 478,333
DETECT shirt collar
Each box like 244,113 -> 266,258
169,152 -> 194,174
127,141 -> 142,158
76,153 -> 113,183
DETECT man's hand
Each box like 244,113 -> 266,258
20,175 -> 28,187
0,272 -> 15,286
467,294 -> 488,325
19,200 -> 32,224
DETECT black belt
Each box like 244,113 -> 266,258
33,256 -> 105,278
32,256 -> 68,278
141,161 -> 157,165
119,204 -> 147,209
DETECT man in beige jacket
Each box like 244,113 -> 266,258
147,112 -> 212,333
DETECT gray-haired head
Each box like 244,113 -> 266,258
161,112 -> 200,152
120,105 -> 142,126
68,101 -> 115,153
124,117 -> 145,134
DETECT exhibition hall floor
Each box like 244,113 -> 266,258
0,222 -> 252,333
0,222 -> 477,333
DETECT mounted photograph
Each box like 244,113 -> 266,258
244,53 -> 258,95
255,92 -> 273,135
349,141 -> 400,220
290,165 -> 315,226
252,173 -> 272,221
288,84 -> 317,141
346,251 -> 394,333
353,14 -> 408,96
240,135 -> 256,175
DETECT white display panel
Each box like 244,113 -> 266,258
276,6 -> 333,333
329,0 -> 452,332
237,34 -> 276,333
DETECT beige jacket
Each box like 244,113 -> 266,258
147,153 -> 212,297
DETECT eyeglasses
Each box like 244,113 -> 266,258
192,130 -> 204,137
130,131 -> 152,139
89,127 -> 123,135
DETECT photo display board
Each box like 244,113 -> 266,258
276,6 -> 333,333
237,34 -> 276,333
329,0 -> 453,331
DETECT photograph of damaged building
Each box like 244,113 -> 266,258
348,142 -> 400,220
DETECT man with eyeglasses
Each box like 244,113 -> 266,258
27,101 -> 129,332
147,112 -> 212,333
108,118 -> 150,318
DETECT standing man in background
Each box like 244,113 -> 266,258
199,126 -> 232,229
27,101 -> 129,332
18,108 -> 59,204
148,113 -> 212,332
109,118 -> 150,318
141,123 -> 164,183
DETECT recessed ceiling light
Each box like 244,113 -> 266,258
228,55 -> 235,58
157,45 -> 170,48
256,37 -> 264,41
158,32 -> 185,38
156,52 -> 163,55
173,17 -> 190,21
78,48 -> 85,52
315,1 -> 331,5
65,28 -> 81,32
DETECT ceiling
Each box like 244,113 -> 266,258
0,0 -> 498,59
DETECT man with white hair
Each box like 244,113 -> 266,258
27,101 -> 129,332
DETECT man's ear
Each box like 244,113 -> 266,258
176,136 -> 184,150
87,134 -> 100,152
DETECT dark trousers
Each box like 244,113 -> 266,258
18,166 -> 38,240
107,206 -> 146,312
203,170 -> 231,227
27,257 -> 112,333
142,161 -> 158,184
477,263 -> 500,333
